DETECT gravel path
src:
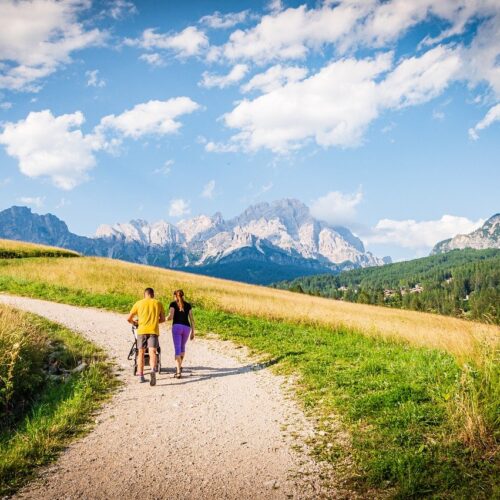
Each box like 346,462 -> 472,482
0,295 -> 334,500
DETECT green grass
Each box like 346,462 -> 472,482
0,273 -> 498,498
0,310 -> 117,496
0,239 -> 79,259
198,310 -> 498,498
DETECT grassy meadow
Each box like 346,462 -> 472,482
0,304 -> 115,496
0,241 -> 498,498
0,239 -> 79,259
0,251 -> 497,360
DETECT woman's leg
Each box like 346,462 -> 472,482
172,325 -> 183,375
175,355 -> 182,374
179,325 -> 190,367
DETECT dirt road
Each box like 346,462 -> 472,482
0,295 -> 333,499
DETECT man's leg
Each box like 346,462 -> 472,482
149,347 -> 157,372
138,348 -> 145,380
148,335 -> 159,386
138,348 -> 145,374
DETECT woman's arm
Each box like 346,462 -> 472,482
166,307 -> 175,321
189,309 -> 195,339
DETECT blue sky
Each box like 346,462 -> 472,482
0,0 -> 499,261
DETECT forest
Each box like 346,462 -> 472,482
274,249 -> 500,324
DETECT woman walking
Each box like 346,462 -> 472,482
167,289 -> 195,378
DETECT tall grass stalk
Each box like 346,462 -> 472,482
451,344 -> 499,452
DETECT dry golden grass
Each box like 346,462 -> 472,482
0,304 -> 48,416
2,255 -> 498,360
0,239 -> 79,258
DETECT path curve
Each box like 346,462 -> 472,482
1,295 -> 332,499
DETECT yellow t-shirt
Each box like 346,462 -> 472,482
130,298 -> 165,335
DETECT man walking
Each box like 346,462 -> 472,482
128,288 -> 165,385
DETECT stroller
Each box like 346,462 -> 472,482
127,325 -> 161,375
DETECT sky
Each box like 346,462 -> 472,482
0,0 -> 499,261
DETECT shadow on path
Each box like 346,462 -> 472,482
154,352 -> 304,387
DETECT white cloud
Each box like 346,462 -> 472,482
468,103 -> 500,140
86,69 -> 105,88
0,98 -> 198,189
18,196 -> 45,208
220,52 -> 392,153
200,64 -> 249,89
267,0 -> 283,14
212,3 -> 369,64
200,10 -> 249,29
56,197 -> 70,209
153,159 -> 174,175
217,45 -> 461,153
241,64 -> 308,93
0,109 -> 96,190
310,190 -> 363,226
0,0 -> 105,91
205,140 -> 240,153
212,1 -> 499,64
106,0 -> 137,20
261,182 -> 273,192
126,26 -> 208,58
139,53 -> 165,67
0,102 -> 12,110
169,198 -> 190,217
366,215 -> 485,249
97,97 -> 199,141
378,45 -> 461,109
432,110 -> 445,121
447,7 -> 500,99
201,179 -> 216,199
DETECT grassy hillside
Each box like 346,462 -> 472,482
275,249 -> 500,324
0,239 -> 79,259
0,241 -> 498,497
0,304 -> 115,495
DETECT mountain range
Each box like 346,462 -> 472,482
432,213 -> 500,254
0,199 -> 387,284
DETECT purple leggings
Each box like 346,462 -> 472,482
172,324 -> 191,357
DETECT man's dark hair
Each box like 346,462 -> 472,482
144,287 -> 154,297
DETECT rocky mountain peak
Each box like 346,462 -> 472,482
432,213 -> 500,254
0,200 -> 389,283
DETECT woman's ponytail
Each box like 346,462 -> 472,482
174,289 -> 185,312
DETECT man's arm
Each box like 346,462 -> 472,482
127,304 -> 138,326
159,304 -> 166,324
127,312 -> 138,326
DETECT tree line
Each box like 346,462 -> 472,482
274,249 -> 500,324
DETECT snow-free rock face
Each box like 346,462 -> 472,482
96,219 -> 183,246
222,199 -> 383,267
177,213 -> 225,243
0,200 -> 387,284
0,206 -> 104,255
432,213 -> 500,254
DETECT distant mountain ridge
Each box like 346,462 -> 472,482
432,214 -> 500,254
0,200 -> 386,284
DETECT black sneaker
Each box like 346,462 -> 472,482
138,375 -> 146,383
150,370 -> 156,386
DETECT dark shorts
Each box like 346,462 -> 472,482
137,334 -> 159,350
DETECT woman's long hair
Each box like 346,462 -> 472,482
174,289 -> 185,312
